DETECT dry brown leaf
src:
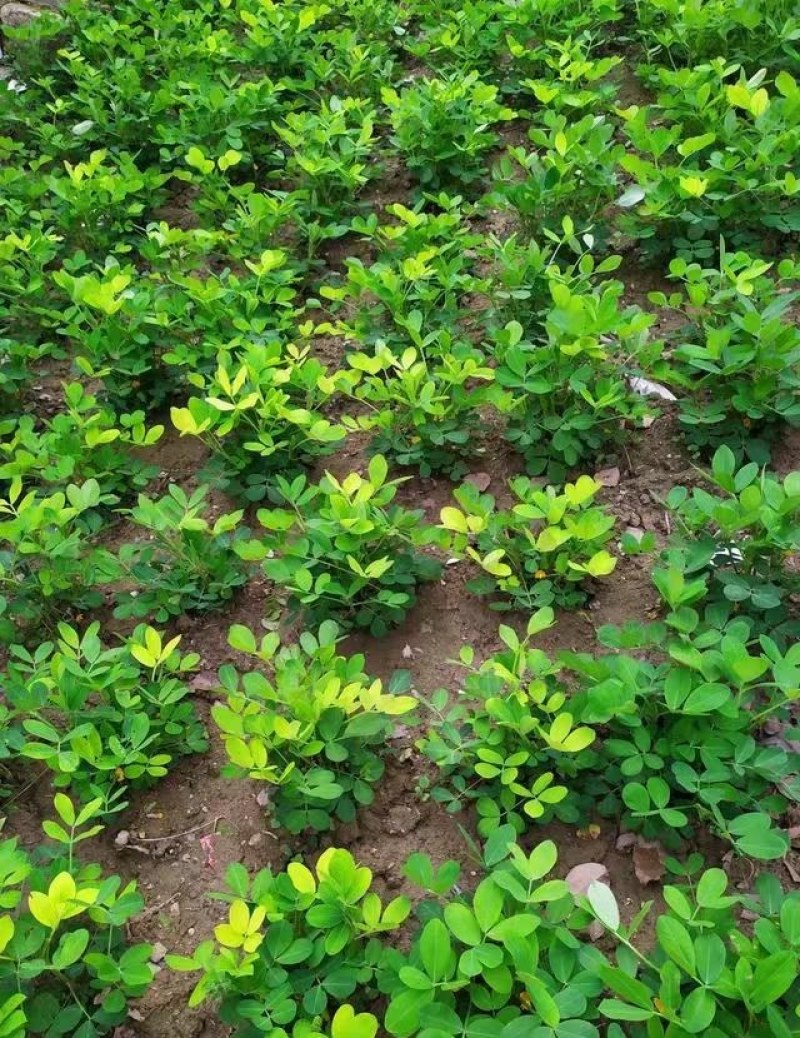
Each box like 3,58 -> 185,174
565,862 -> 608,895
465,472 -> 491,491
191,670 -> 219,691
633,841 -> 665,886
594,466 -> 621,488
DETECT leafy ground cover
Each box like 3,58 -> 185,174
1,0 -> 800,1035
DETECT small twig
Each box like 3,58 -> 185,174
3,768 -> 48,806
664,511 -> 671,536
137,889 -> 181,922
125,816 -> 221,844
622,441 -> 634,477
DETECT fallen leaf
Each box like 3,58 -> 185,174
615,831 -> 636,853
633,841 -> 665,885
565,862 -> 608,895
191,671 -> 219,692
577,824 -> 602,840
594,466 -> 621,488
465,472 -> 491,492
199,833 -> 217,870
785,856 -> 800,883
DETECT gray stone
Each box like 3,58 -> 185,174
0,3 -> 39,27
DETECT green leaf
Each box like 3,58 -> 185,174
399,966 -> 434,991
598,966 -> 653,1009
729,814 -> 790,860
680,987 -> 715,1033
695,869 -> 728,908
53,794 -> 75,827
748,951 -> 797,1011
711,446 -> 735,488
657,916 -> 695,975
228,625 -> 257,653
599,999 -> 653,1021
440,507 -> 469,533
52,929 -> 90,970
368,454 -> 388,487
588,882 -> 619,931
677,132 -> 715,158
443,903 -> 481,946
694,934 -> 725,984
42,821 -> 70,844
385,989 -> 434,1038
522,975 -> 560,1027
419,919 -> 452,983
473,878 -> 503,932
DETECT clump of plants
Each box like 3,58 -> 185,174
0,478 -> 112,644
171,339 -> 349,502
662,446 -> 800,641
521,34 -> 621,113
561,468 -> 800,860
635,0 -> 799,70
237,456 -> 444,635
565,609 -> 800,859
111,484 -> 250,623
168,848 -> 410,1033
441,473 -> 617,611
274,95 -> 377,254
617,61 -> 800,257
488,115 -> 622,237
2,622 -> 206,816
491,274 -> 661,480
418,609 -> 596,835
319,198 -> 483,350
53,261 -> 175,410
337,332 -> 498,479
0,795 -> 154,1037
384,837 -> 604,1038
213,622 -> 416,833
0,382 -> 163,497
649,250 -> 800,459
381,72 -> 515,189
388,834 -> 800,1038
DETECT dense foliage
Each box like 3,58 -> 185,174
1,0 -> 799,1034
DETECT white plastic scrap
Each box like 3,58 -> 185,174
628,376 -> 677,402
